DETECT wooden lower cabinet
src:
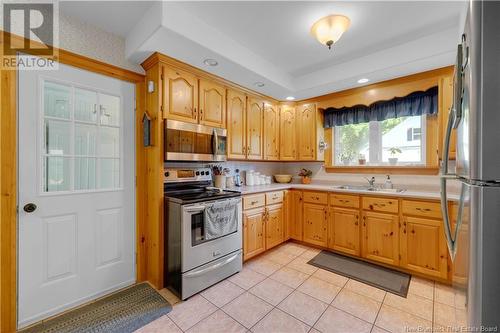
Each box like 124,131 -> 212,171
303,203 -> 328,247
265,204 -> 284,249
400,216 -> 448,279
361,211 -> 399,266
328,207 -> 360,256
289,190 -> 303,241
243,207 -> 266,261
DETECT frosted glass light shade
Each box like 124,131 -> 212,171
311,15 -> 350,49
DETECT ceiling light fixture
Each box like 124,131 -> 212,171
286,96 -> 295,101
254,82 -> 265,88
357,78 -> 369,84
311,15 -> 350,50
203,58 -> 218,66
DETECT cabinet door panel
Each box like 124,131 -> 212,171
279,105 -> 297,160
297,103 -> 316,160
361,211 -> 399,266
303,203 -> 327,247
165,68 -> 198,123
329,207 -> 360,256
243,208 -> 266,261
246,98 -> 263,160
227,89 -> 246,159
199,80 -> 226,128
400,216 -> 448,278
289,190 -> 303,241
263,103 -> 279,160
266,204 -> 284,250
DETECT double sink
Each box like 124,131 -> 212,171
333,184 -> 406,193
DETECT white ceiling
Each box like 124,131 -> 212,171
61,1 -> 468,100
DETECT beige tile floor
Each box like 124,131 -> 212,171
136,242 -> 467,333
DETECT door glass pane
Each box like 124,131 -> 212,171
43,157 -> 71,192
75,124 -> 97,156
99,158 -> 120,189
75,157 -> 96,190
99,94 -> 120,126
75,88 -> 97,123
45,119 -> 71,155
44,81 -> 71,119
99,127 -> 120,157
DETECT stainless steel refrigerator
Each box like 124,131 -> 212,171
441,0 -> 500,329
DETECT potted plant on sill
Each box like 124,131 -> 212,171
298,168 -> 313,184
388,147 -> 402,165
338,151 -> 354,166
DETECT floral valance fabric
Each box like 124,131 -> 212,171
323,86 -> 438,128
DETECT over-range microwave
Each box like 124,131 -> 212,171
164,120 -> 227,162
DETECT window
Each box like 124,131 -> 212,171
333,115 -> 426,166
42,80 -> 122,193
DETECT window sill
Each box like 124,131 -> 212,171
325,165 -> 439,175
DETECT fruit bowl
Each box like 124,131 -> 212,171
274,174 -> 293,183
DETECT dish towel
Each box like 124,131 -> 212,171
204,198 -> 239,240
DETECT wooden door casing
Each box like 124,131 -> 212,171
265,204 -> 284,250
227,89 -> 246,159
263,103 -> 280,160
279,105 -> 297,160
246,98 -> 264,160
400,216 -> 448,279
199,80 -> 226,128
164,68 -> 198,123
303,203 -> 328,247
328,207 -> 360,256
361,211 -> 399,266
243,207 -> 266,261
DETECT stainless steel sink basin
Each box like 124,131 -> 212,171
333,185 -> 406,193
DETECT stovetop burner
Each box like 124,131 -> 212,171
165,189 -> 241,204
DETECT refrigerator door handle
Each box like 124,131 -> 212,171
442,106 -> 456,177
440,177 -> 466,261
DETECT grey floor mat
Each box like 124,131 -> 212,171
308,250 -> 411,297
20,283 -> 172,333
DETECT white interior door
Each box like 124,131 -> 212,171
18,60 -> 136,328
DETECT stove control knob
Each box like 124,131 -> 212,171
164,171 -> 170,177
201,171 -> 205,175
196,171 -> 200,176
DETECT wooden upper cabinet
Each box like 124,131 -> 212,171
164,68 -> 198,123
246,97 -> 264,160
303,203 -> 328,247
227,89 -> 247,159
280,105 -> 297,160
263,103 -> 280,160
289,190 -> 303,241
266,204 -> 284,250
329,207 -> 360,256
400,216 -> 448,279
361,211 -> 399,266
199,80 -> 226,128
297,103 -> 317,160
243,207 -> 266,261
438,75 -> 456,160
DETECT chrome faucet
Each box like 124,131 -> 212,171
364,176 -> 376,188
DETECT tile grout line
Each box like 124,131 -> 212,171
370,292 -> 387,333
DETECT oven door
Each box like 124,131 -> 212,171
165,120 -> 227,161
181,199 -> 242,272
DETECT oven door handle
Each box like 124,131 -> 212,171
183,252 -> 240,278
184,205 -> 206,213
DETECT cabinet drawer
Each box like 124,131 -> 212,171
362,197 -> 398,214
266,191 -> 283,205
243,194 -> 266,210
402,200 -> 442,219
303,191 -> 328,205
330,194 -> 360,209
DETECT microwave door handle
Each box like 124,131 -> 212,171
212,128 -> 219,157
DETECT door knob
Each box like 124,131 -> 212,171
23,203 -> 37,213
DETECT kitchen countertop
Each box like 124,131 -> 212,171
228,182 -> 460,201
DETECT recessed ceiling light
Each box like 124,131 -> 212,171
357,78 -> 369,84
254,82 -> 265,88
286,96 -> 295,101
203,58 -> 218,66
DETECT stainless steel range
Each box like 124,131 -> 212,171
164,168 -> 242,300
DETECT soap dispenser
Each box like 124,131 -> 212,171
384,175 -> 393,189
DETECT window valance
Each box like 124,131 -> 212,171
323,86 -> 438,128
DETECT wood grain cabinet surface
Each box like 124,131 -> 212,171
243,207 -> 266,261
328,207 -> 360,256
265,204 -> 284,250
164,68 -> 198,122
263,103 -> 280,160
303,203 -> 328,247
361,211 -> 400,266
198,79 -> 226,128
227,89 -> 247,159
289,190 -> 304,241
279,105 -> 297,160
246,97 -> 264,160
297,103 -> 317,160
